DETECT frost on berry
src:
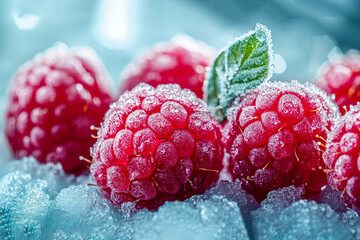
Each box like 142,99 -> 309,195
230,134 -> 248,160
334,155 -> 355,179
291,117 -> 313,142
113,129 -> 133,163
4,44 -> 113,174
99,138 -> 117,166
175,158 -> 194,184
272,155 -> 295,173
130,179 -> 157,200
277,94 -> 304,124
248,147 -> 271,168
315,51 -> 360,115
187,112 -> 217,139
193,139 -> 216,169
160,101 -> 187,128
294,141 -> 320,170
90,83 -> 223,209
254,168 -> 282,190
142,96 -> 161,113
148,113 -> 173,139
127,156 -> 154,179
233,159 -> 254,178
255,88 -> 280,112
340,132 -> 359,154
171,129 -> 195,157
239,106 -> 257,128
324,103 -> 360,211
125,109 -> 148,130
107,165 -> 130,193
346,177 -> 360,200
133,128 -> 159,155
243,121 -> 268,148
154,171 -> 181,194
224,80 -> 339,201
154,141 -> 178,169
261,111 -> 282,134
91,161 -> 107,186
268,129 -> 296,160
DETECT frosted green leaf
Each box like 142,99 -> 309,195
206,23 -> 274,122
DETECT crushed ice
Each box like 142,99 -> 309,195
1,152 -> 360,239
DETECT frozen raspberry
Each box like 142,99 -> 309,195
118,35 -> 215,99
223,81 -> 338,201
315,51 -> 360,115
90,83 -> 223,209
4,45 -> 114,174
324,103 -> 360,212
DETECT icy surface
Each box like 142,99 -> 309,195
1,154 -> 360,239
134,195 -> 249,240
252,186 -> 360,240
0,163 -> 134,240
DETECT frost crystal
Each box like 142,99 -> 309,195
206,23 -> 274,122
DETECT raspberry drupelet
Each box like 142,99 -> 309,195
223,80 -> 338,201
324,103 -> 360,212
118,35 -> 216,99
315,51 -> 360,115
90,83 -> 223,209
5,45 -> 114,174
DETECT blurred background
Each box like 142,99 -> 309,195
1,0 -> 360,122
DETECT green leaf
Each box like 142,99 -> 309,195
205,23 -> 274,122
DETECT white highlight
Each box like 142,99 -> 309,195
273,53 -> 287,74
12,12 -> 39,30
96,0 -> 133,49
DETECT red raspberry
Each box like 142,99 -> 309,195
90,83 -> 223,209
4,45 -> 114,174
118,36 -> 215,99
324,103 -> 360,212
223,81 -> 338,201
315,51 -> 360,115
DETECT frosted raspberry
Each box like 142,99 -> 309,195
90,83 -> 223,209
315,51 -> 360,114
224,81 -> 338,201
324,103 -> 360,212
118,36 -> 215,99
4,45 -> 114,174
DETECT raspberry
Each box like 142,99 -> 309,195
315,51 -> 360,114
223,81 -> 338,201
324,104 -> 360,212
4,45 -> 114,174
90,83 -> 223,209
118,36 -> 215,99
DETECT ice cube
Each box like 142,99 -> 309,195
251,185 -> 359,239
44,185 -> 134,240
268,200 -> 352,239
0,157 -> 84,197
341,210 -> 360,239
0,167 -> 134,239
0,171 -> 51,239
206,180 -> 258,210
133,194 -> 250,240
251,186 -> 303,239
253,186 -> 304,219
201,180 -> 258,238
